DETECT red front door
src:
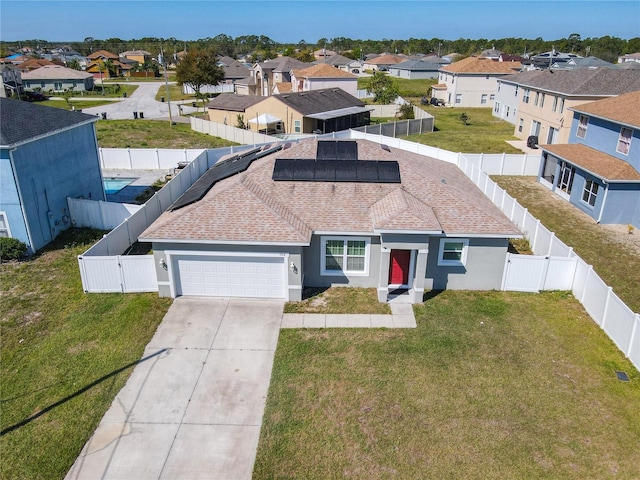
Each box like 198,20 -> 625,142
388,250 -> 411,286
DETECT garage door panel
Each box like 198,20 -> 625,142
175,255 -> 285,298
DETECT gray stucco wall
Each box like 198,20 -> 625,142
426,237 -> 509,290
303,235 -> 382,288
151,242 -> 303,299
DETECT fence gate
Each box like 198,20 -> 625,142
502,254 -> 548,292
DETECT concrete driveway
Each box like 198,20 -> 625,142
66,297 -> 283,480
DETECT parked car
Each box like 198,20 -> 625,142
24,91 -> 49,102
352,69 -> 360,74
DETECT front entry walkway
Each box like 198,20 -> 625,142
66,297 -> 283,480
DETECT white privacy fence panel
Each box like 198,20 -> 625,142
544,257 -> 578,290
502,254 -> 576,292
459,152 -> 542,176
191,116 -> 275,145
100,148 -> 203,170
182,83 -> 234,95
68,198 -> 142,230
78,255 -> 157,293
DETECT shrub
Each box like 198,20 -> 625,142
397,102 -> 415,120
0,237 -> 28,261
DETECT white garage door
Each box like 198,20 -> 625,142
174,255 -> 286,298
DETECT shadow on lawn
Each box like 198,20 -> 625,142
0,348 -> 167,437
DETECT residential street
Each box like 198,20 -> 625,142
80,82 -> 198,120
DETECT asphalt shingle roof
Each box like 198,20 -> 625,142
0,98 -> 98,147
274,88 -> 364,115
140,139 -> 521,244
541,143 -> 640,182
505,68 -> 640,96
292,64 -> 357,78
22,65 -> 93,80
569,90 -> 640,128
440,56 -> 521,74
206,94 -> 263,112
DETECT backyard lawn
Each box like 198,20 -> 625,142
0,228 -> 172,480
95,119 -> 238,149
404,106 -> 522,154
255,290 -> 640,479
494,176 -> 640,313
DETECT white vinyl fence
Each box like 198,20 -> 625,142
99,148 -> 204,170
191,116 -> 276,145
457,153 -> 639,372
68,198 -> 142,230
182,83 -> 235,95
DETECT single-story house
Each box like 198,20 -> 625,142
388,60 -> 443,79
207,88 -> 370,135
538,91 -> 640,228
217,56 -> 251,84
363,54 -> 404,72
14,58 -> 59,73
22,65 -> 95,92
139,138 -> 522,302
0,98 -> 104,252
314,54 -> 360,73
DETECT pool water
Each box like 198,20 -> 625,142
104,177 -> 136,194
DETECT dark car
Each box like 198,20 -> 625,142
25,91 -> 49,102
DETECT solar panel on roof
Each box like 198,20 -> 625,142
316,140 -> 358,161
169,145 -> 282,211
272,159 -> 400,183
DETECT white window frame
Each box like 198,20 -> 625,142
577,115 -> 589,139
581,180 -> 599,207
552,96 -> 558,112
294,119 -> 301,133
506,106 -> 510,117
523,89 -> 530,103
480,94 -> 488,105
559,98 -> 565,113
531,120 -> 541,136
320,236 -> 370,276
494,102 -> 500,114
437,238 -> 469,267
490,93 -> 495,101
0,212 -> 11,238
455,93 -> 462,104
617,127 -> 632,155
534,92 -> 539,106
518,118 -> 524,133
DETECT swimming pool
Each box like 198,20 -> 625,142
103,177 -> 136,194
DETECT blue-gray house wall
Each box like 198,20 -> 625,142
1,123 -> 104,251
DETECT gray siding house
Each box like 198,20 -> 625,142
22,65 -> 94,92
140,139 -> 521,303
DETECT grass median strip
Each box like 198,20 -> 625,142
255,290 -> 640,479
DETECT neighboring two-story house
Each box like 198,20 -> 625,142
493,70 -> 544,125
0,98 -> 104,252
538,90 -> 640,228
432,56 -> 521,108
237,56 -> 310,97
290,64 -> 358,97
509,69 -> 640,145
1,64 -> 23,97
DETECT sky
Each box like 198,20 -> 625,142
1,0 -> 639,43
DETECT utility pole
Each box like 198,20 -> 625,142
160,46 -> 174,126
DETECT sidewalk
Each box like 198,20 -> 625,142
281,303 -> 416,328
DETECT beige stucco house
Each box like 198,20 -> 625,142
433,56 -> 521,108
290,64 -> 358,97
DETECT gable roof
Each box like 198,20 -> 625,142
366,54 -> 403,65
22,65 -> 93,80
541,143 -> 640,182
314,54 -> 353,67
258,56 -> 309,72
273,88 -> 364,115
569,90 -> 640,128
391,59 -> 443,71
292,64 -> 357,79
0,98 -> 98,147
440,56 -> 521,74
206,93 -> 263,112
503,68 -> 640,96
139,138 -> 521,244
86,50 -> 119,60
15,58 -> 57,71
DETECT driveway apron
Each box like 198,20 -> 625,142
65,297 -> 283,480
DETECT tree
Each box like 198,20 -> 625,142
397,102 -> 415,120
67,58 -> 81,70
366,70 -> 399,105
175,47 -> 224,107
295,49 -> 315,62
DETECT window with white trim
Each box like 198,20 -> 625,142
617,127 -> 632,155
534,92 -> 540,106
494,101 -> 500,114
518,118 -> 524,133
540,93 -> 545,108
490,94 -> 495,101
506,106 -> 510,117
523,89 -> 530,103
577,115 -> 589,139
0,212 -> 11,238
582,180 -> 599,207
481,94 -> 488,104
294,120 -> 301,133
559,98 -> 565,113
438,238 -> 469,267
552,96 -> 558,112
455,93 -> 462,104
321,236 -> 370,276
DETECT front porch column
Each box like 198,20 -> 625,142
377,246 -> 391,302
410,248 -> 429,303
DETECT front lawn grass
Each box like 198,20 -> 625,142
404,106 -> 522,154
154,83 -> 195,102
255,290 -> 640,479
494,176 -> 640,312
0,228 -> 172,480
357,77 -> 436,98
285,287 -> 391,314
40,99 -> 116,110
95,119 -> 238,149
